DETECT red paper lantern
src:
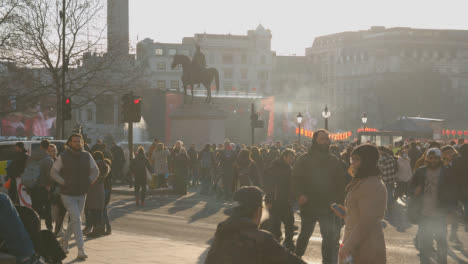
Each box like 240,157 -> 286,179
252,88 -> 256,92
464,131 -> 468,136
452,130 -> 456,135
296,128 -> 299,134
459,131 -> 463,136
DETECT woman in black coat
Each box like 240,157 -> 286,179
85,151 -> 110,237
174,148 -> 190,195
130,146 -> 153,206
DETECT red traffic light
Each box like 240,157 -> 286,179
65,98 -> 71,104
133,98 -> 141,104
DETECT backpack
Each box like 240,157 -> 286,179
22,159 -> 42,189
200,152 -> 212,169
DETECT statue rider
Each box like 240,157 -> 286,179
192,45 -> 206,84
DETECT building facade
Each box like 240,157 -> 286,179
306,26 -> 468,129
136,25 -> 275,95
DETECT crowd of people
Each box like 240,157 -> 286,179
1,134 -> 124,263
1,131 -> 467,263
201,133 -> 468,264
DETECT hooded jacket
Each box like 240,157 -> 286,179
205,216 -> 306,264
30,149 -> 53,188
292,147 -> 346,216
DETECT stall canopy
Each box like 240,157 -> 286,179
380,117 -> 444,139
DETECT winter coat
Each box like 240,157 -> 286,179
85,160 -> 109,210
199,150 -> 215,169
453,155 -> 468,199
409,166 -> 457,214
233,161 -> 260,191
219,148 -> 237,178
131,154 -> 153,182
341,176 -> 387,264
292,148 -> 346,216
187,148 -> 199,166
175,153 -> 190,175
264,159 -> 293,207
7,150 -> 29,179
29,149 -> 53,188
151,149 -> 170,175
205,216 -> 306,264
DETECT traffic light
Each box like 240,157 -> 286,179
63,97 -> 72,120
250,112 -> 264,128
130,96 -> 142,122
121,93 -> 142,123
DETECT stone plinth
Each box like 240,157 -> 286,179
169,103 -> 227,147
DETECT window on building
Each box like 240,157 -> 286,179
241,54 -> 247,64
222,53 -> 233,64
157,62 -> 166,71
240,69 -> 248,79
240,83 -> 249,91
87,109 -> 93,122
169,49 -> 177,55
180,50 -> 189,56
171,80 -> 179,90
155,48 -> 163,56
223,81 -> 233,91
157,80 -> 166,89
224,68 -> 233,79
95,95 -> 114,125
257,71 -> 269,81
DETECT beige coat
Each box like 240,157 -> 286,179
340,176 -> 387,264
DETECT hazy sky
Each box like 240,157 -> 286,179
128,0 -> 468,55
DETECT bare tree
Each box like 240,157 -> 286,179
7,0 -> 142,138
0,0 -> 20,52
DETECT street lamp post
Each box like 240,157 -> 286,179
361,112 -> 368,130
322,105 -> 331,131
296,112 -> 303,145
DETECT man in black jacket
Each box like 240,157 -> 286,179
293,130 -> 346,263
7,142 -> 29,204
264,149 -> 296,251
205,186 -> 306,264
409,148 -> 457,264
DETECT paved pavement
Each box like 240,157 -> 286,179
63,231 -> 208,264
56,187 -> 468,264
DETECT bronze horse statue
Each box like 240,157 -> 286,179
171,55 -> 219,103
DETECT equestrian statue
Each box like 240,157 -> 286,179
171,45 -> 219,103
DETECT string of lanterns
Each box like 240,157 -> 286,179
295,128 -> 353,140
442,129 -> 468,137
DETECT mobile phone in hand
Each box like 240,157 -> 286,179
331,203 -> 346,218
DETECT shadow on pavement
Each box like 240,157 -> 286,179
188,201 -> 223,223
197,238 -> 214,264
448,248 -> 468,264
168,193 -> 201,215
